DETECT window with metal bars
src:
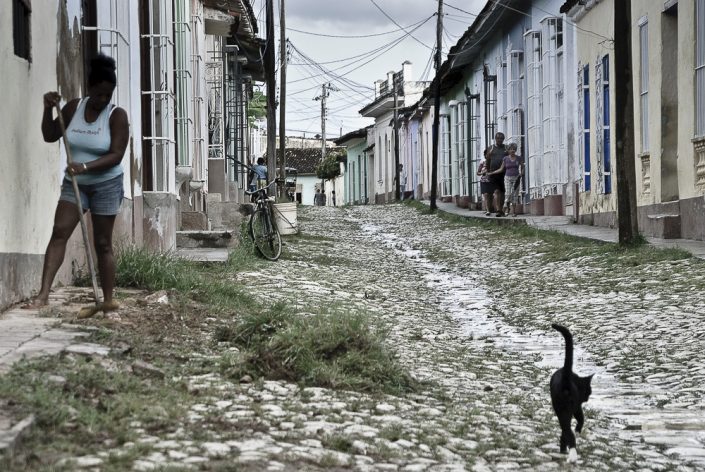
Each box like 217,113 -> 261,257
440,114 -> 451,196
639,19 -> 649,151
483,68 -> 497,148
507,50 -> 525,155
696,0 -> 705,136
582,64 -> 591,191
602,55 -> 611,194
468,93 -> 482,201
13,0 -> 31,61
524,30 -> 542,197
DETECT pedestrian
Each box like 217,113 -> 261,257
501,143 -> 524,217
486,132 -> 508,217
331,190 -> 336,206
477,147 -> 494,216
247,157 -> 257,193
394,163 -> 408,201
252,157 -> 268,189
22,54 -> 129,312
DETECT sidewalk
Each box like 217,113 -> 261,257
0,287 -> 97,453
427,200 -> 705,259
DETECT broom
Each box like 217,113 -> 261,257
54,103 -> 104,318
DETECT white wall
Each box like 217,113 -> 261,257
1,2 -> 63,255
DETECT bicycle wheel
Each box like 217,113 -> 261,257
249,207 -> 282,261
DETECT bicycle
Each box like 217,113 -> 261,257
244,179 -> 282,261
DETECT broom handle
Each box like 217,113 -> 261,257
55,103 -> 102,304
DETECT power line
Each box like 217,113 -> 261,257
445,2 -> 478,18
369,0 -> 434,51
286,18 -> 429,39
488,0 -> 613,43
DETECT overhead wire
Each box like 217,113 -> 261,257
286,18 -> 429,39
487,0 -> 613,43
369,0 -> 434,51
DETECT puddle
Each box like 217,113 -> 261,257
361,222 -> 705,467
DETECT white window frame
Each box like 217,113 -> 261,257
174,0 -> 192,168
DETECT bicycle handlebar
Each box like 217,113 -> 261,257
244,178 -> 284,196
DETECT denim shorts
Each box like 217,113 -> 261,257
60,174 -> 124,215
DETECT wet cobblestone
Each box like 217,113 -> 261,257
59,204 -> 704,470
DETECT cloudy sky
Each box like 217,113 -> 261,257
250,0 -> 486,138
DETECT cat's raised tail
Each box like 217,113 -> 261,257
552,323 -> 573,375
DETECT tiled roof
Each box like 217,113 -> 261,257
281,148 -> 321,175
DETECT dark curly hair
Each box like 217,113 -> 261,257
88,54 -> 117,87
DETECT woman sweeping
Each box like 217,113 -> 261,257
23,54 -> 129,314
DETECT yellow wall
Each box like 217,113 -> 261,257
575,0 -> 617,217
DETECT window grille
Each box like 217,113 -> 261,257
468,94 -> 482,201
191,11 -> 207,190
602,54 -> 611,194
540,17 -> 565,195
507,50 -> 525,155
696,0 -> 705,136
496,56 -> 508,139
524,30 -> 542,197
12,0 -> 31,60
581,64 -> 591,191
174,0 -> 192,168
483,69 -> 497,148
207,36 -> 224,166
639,20 -> 650,151
141,0 -> 175,192
440,115 -> 452,196
457,101 -> 468,196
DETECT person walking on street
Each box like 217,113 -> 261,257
477,147 -> 494,216
490,143 -> 524,217
394,164 -> 408,201
22,54 -> 129,311
252,157 -> 268,189
486,132 -> 508,217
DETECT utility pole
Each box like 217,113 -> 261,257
278,1 -> 287,200
321,83 -> 327,160
430,0 -> 443,211
265,0 -> 277,182
314,83 -> 330,194
614,0 -> 639,244
393,74 -> 400,201
314,83 -> 338,160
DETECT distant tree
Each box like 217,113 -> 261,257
248,90 -> 266,125
316,148 -> 346,180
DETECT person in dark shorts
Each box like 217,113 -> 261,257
22,54 -> 129,312
486,132 -> 508,217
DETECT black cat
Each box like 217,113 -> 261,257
550,323 -> 594,463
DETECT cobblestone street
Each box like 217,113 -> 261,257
185,204 -> 704,471
3,204 -> 705,471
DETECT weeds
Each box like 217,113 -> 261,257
216,305 -> 417,395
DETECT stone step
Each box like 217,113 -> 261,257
176,230 -> 238,249
646,213 -> 681,239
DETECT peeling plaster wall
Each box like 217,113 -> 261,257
1,1 -> 65,309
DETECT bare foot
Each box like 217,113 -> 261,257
21,298 -> 49,310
